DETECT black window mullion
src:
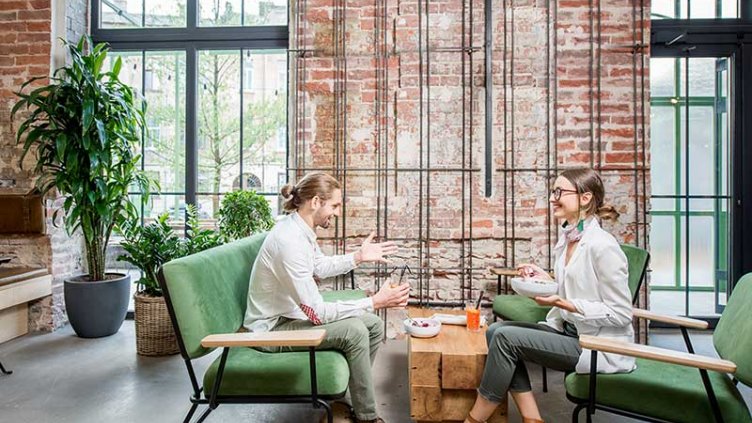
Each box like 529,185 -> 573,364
91,0 -> 101,32
240,49 -> 245,190
684,55 -> 690,316
187,0 -> 197,29
186,46 -> 198,235
141,50 -> 147,225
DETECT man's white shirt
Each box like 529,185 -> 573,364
243,212 -> 374,332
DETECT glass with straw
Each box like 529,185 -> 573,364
466,292 -> 482,332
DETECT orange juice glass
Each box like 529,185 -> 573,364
466,304 -> 481,332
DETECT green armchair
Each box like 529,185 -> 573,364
565,273 -> 752,423
492,244 -> 650,391
158,233 -> 352,423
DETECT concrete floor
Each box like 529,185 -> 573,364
0,321 -> 749,423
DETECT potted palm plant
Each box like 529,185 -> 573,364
119,206 -> 222,355
13,38 -> 152,338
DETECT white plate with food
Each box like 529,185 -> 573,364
511,277 -> 558,298
403,317 -> 441,338
429,313 -> 488,327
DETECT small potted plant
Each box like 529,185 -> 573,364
13,37 -> 153,338
218,190 -> 275,241
119,206 -> 222,356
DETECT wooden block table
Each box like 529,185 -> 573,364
408,308 -> 507,423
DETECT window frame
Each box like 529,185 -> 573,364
92,0 -> 289,222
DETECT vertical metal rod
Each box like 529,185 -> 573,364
588,0 -> 595,168
546,0 -> 552,267
597,0 -> 602,169
426,0 -> 431,301
484,0 -> 493,197
502,0 -> 508,272
640,0 -> 648,250
632,0 -> 640,248
469,0 -> 475,302
342,0 -> 348,264
461,0 -> 467,301
418,0 -> 424,305
295,0 -> 304,184
383,0 -> 390,251
510,1 -> 516,269
375,0 -> 381,243
334,0 -> 341,261
302,0 -> 308,176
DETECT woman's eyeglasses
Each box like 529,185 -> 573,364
550,187 -> 579,201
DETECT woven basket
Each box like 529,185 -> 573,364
134,293 -> 180,356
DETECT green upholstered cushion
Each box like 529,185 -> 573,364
715,273 -> 752,387
203,347 -> 350,397
321,289 -> 367,302
160,233 -> 267,359
566,358 -> 751,423
620,244 -> 649,303
493,294 -> 551,323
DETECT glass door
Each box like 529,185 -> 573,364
649,55 -> 732,318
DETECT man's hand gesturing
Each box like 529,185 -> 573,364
354,231 -> 399,265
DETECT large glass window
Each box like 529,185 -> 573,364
651,0 -> 739,19
100,0 -> 187,28
93,0 -> 288,310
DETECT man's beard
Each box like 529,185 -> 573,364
317,215 -> 332,229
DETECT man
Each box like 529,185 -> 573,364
244,172 -> 409,423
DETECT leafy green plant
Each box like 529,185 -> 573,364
184,204 -> 224,254
218,190 -> 274,241
118,214 -> 182,296
13,37 -> 152,281
118,206 -> 223,296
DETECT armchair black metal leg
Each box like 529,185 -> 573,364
587,350 -> 598,422
194,407 -> 213,423
182,403 -> 199,423
0,361 -> 11,375
681,328 -> 724,423
315,399 -> 333,423
541,366 -> 548,392
572,403 -> 586,423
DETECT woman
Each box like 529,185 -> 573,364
464,168 -> 636,423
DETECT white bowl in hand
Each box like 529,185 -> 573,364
511,277 -> 558,298
403,318 -> 441,338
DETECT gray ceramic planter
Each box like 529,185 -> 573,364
64,273 -> 130,338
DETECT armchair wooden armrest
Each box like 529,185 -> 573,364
633,308 -> 709,330
579,334 -> 736,373
201,329 -> 326,348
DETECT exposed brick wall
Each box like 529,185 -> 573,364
66,0 -> 87,43
291,0 -> 651,338
0,0 -> 87,332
